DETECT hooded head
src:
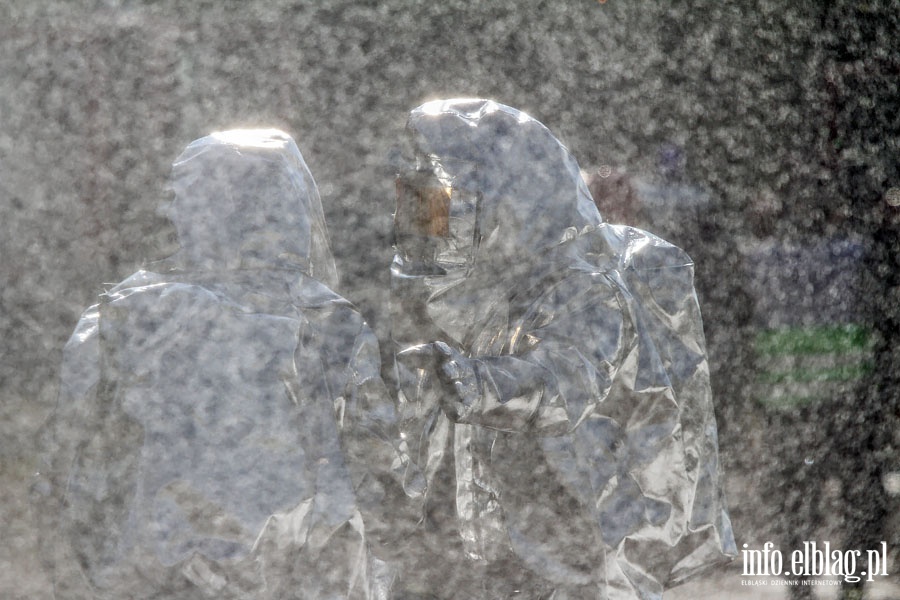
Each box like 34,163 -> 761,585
166,129 -> 337,287
394,99 -> 601,276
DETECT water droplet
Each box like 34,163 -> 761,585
885,188 -> 900,207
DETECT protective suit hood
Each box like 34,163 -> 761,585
401,99 -> 601,272
167,129 -> 338,287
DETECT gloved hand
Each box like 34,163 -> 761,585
396,342 -> 481,422
431,341 -> 480,422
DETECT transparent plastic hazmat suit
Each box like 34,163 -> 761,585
390,100 -> 736,599
38,130 -> 401,599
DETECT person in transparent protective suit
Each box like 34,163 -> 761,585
36,130 -> 403,599
389,99 -> 736,599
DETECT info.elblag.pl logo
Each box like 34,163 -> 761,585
741,541 -> 890,587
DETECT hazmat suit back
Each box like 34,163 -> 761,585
39,130 -> 399,599
390,99 -> 736,599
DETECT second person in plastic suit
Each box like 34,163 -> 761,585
390,99 -> 736,599
37,130 -> 403,599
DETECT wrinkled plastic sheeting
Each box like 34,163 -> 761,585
391,100 -> 737,599
36,130 -> 401,599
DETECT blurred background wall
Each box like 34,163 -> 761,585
1,1 -> 897,597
